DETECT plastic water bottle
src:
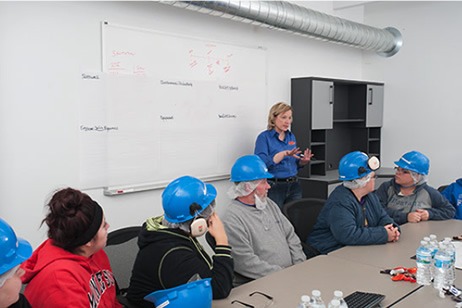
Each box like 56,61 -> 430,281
328,299 -> 341,308
416,240 -> 432,285
426,235 -> 438,278
330,290 -> 348,308
297,295 -> 311,308
429,234 -> 439,257
444,237 -> 456,285
310,290 -> 326,308
433,242 -> 451,290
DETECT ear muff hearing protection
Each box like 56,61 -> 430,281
358,156 -> 380,176
190,216 -> 208,237
339,151 -> 381,181
189,203 -> 208,237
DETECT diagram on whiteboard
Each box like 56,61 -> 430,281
188,43 -> 233,76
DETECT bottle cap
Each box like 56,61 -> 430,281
301,295 -> 310,302
330,299 -> 341,307
312,290 -> 321,297
334,290 -> 343,297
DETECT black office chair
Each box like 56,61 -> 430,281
282,198 -> 326,259
104,226 -> 142,308
437,184 -> 449,193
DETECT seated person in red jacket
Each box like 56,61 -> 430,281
21,188 -> 122,308
0,218 -> 32,308
126,176 -> 234,308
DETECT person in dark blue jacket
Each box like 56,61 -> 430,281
308,151 -> 400,254
441,178 -> 462,220
375,151 -> 455,224
254,102 -> 314,209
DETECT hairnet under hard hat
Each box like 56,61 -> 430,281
343,172 -> 374,190
0,265 -> 19,288
162,203 -> 215,233
227,180 -> 262,199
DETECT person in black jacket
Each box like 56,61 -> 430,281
126,176 -> 234,308
0,218 -> 32,308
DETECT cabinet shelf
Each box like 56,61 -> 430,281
333,119 -> 365,123
291,77 -> 383,182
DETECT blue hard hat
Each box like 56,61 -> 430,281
144,278 -> 212,308
162,176 -> 217,223
0,218 -> 32,275
230,155 -> 273,182
338,151 -> 380,181
394,151 -> 430,175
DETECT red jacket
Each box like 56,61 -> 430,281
21,239 -> 122,308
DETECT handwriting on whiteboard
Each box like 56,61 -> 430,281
108,50 -> 146,76
189,44 -> 233,76
218,114 -> 237,119
80,125 -> 119,132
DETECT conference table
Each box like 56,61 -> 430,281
329,220 -> 462,270
213,220 -> 462,308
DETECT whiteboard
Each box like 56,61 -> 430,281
94,22 -> 267,194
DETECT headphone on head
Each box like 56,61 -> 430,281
189,203 -> 208,237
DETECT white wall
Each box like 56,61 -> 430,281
360,1 -> 462,188
0,1 -> 363,248
3,2 -> 459,248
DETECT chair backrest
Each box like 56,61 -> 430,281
437,184 -> 449,193
104,226 -> 142,292
282,198 -> 326,243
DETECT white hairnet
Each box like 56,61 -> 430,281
410,171 -> 428,186
162,203 -> 215,233
0,265 -> 19,288
343,173 -> 373,190
227,180 -> 262,199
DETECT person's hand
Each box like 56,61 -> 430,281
416,209 -> 430,221
207,213 -> 228,246
385,224 -> 400,241
299,148 -> 314,166
274,148 -> 301,163
285,147 -> 301,158
384,224 -> 400,242
407,212 -> 421,223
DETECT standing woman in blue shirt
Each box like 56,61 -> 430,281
254,102 -> 313,209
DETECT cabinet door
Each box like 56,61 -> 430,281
312,80 -> 334,129
366,85 -> 384,127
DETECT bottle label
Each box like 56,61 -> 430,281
434,257 -> 451,269
416,252 -> 432,264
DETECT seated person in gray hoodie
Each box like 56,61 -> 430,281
222,155 -> 306,286
375,150 -> 455,224
308,151 -> 400,254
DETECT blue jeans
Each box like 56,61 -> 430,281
267,180 -> 302,210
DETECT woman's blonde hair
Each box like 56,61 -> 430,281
267,102 -> 292,130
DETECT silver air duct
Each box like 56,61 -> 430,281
164,1 -> 402,57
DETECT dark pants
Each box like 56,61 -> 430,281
267,180 -> 302,210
